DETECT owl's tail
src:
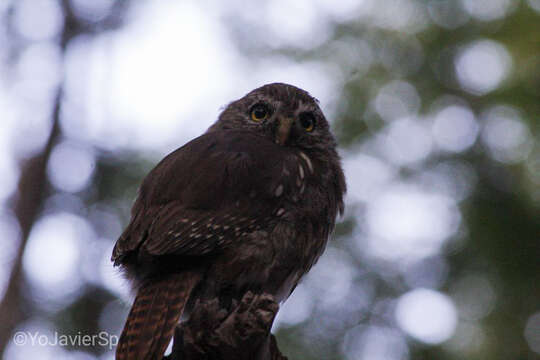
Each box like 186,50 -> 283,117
115,272 -> 201,360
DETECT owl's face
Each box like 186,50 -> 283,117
210,83 -> 336,152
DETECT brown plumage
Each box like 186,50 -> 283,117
112,83 -> 346,359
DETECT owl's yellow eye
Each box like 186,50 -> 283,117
250,104 -> 269,122
299,112 -> 316,132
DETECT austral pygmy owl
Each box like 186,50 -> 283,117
112,83 -> 346,359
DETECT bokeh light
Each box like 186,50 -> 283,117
455,40 -> 512,95
70,0 -> 115,22
344,154 -> 396,202
15,42 -> 62,101
13,0 -> 63,41
427,1 -> 470,29
23,213 -> 92,303
47,141 -> 96,193
480,105 -> 533,163
264,0 -> 331,49
364,184 -> 460,262
343,325 -> 409,360
461,0 -> 515,21
107,1 -> 241,150
381,117 -> 433,165
395,288 -> 458,344
432,105 -> 478,153
451,275 -> 496,321
374,81 -> 421,122
524,312 -> 540,354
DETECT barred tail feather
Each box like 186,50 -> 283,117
116,272 -> 201,360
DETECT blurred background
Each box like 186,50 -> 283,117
0,0 -> 539,359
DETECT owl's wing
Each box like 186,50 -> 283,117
112,130 -> 300,264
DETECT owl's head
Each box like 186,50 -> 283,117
210,83 -> 336,152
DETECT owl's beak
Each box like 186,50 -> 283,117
275,116 -> 294,145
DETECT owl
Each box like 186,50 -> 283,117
112,83 -> 346,359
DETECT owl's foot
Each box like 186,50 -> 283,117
217,291 -> 279,341
166,292 -> 287,360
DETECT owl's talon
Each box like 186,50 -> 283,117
237,291 -> 255,313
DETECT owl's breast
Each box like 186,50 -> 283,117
204,215 -> 324,303
199,148 -> 339,302
271,149 -> 338,233
269,150 -> 314,202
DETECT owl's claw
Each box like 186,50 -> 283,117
168,292 -> 284,360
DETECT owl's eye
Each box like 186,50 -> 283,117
299,112 -> 316,132
250,104 -> 269,122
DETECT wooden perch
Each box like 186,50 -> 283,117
164,292 -> 288,360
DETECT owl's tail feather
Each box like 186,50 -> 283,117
116,272 -> 201,360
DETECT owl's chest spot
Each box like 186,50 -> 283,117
271,151 -> 315,204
